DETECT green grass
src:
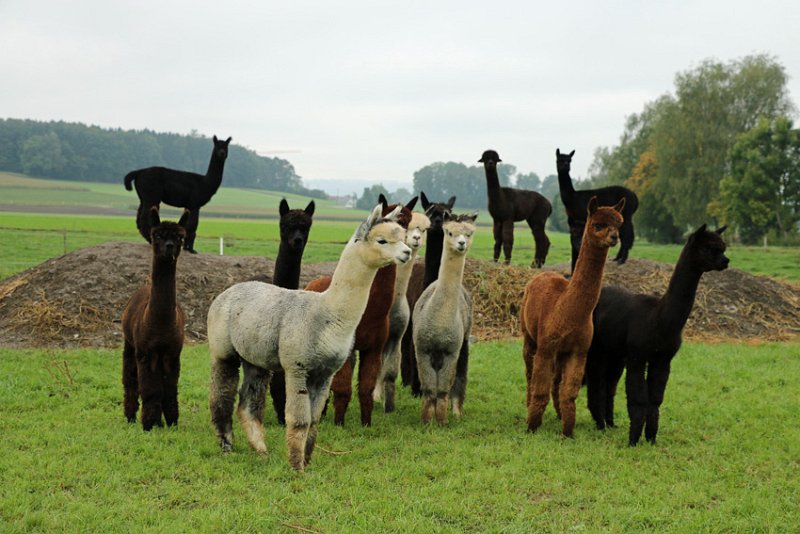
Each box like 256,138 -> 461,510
1,340 -> 798,532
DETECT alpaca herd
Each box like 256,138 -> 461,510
119,143 -> 731,471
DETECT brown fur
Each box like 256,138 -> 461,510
121,208 -> 189,431
520,197 -> 624,437
304,195 -> 414,426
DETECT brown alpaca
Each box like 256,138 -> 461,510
121,208 -> 189,431
304,195 -> 414,426
520,197 -> 624,437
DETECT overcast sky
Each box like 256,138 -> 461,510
2,1 -> 799,191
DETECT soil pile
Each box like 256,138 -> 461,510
0,242 -> 798,349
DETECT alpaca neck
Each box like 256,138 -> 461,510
484,164 -> 503,206
565,235 -> 609,316
423,227 -> 444,287
656,250 -> 704,334
148,256 -> 178,322
272,243 -> 303,289
430,247 -> 467,304
394,249 -> 419,300
202,154 -> 226,198
557,166 -> 576,201
320,242 -> 382,328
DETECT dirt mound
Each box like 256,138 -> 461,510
1,242 -> 798,349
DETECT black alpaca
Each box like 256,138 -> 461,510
479,149 -> 552,267
268,198 -> 315,425
585,225 -> 729,445
121,208 -> 189,430
124,135 -> 232,253
556,148 -> 639,272
400,192 -> 456,396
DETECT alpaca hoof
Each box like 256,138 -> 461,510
614,257 -> 627,264
185,248 -> 198,254
220,438 -> 233,453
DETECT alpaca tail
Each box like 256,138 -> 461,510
124,171 -> 136,191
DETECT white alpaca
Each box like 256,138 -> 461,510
373,210 -> 432,411
207,204 -> 411,471
412,212 -> 477,425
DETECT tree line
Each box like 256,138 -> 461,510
0,119 -> 327,199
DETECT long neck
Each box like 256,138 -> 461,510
557,165 -> 576,200
484,164 -> 502,203
564,231 -> 609,317
394,248 -> 419,299
656,251 -> 704,334
429,246 -> 467,305
272,243 -> 303,289
320,242 -> 381,328
423,227 -> 444,287
203,152 -> 226,198
147,256 -> 178,323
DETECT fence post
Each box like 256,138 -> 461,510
63,229 -> 67,255
219,236 -> 224,256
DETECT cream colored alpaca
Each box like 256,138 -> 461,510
412,212 -> 478,425
207,205 -> 411,471
373,211 -> 431,412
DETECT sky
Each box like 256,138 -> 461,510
2,1 -> 799,194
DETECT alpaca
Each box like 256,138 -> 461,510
556,149 -> 638,272
400,192 -> 456,395
121,208 -> 189,431
304,194 -> 415,426
585,225 -> 729,445
207,205 -> 411,471
479,149 -> 552,267
413,212 -> 477,425
520,197 -> 625,437
268,198 -> 315,426
124,135 -> 232,253
373,209 -> 431,412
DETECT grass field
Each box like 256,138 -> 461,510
1,340 -> 798,532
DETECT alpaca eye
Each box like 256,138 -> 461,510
377,238 -> 387,244
593,223 -> 607,230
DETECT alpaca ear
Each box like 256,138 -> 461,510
443,211 -> 453,223
225,137 -> 232,144
384,204 -> 402,222
149,206 -> 161,228
569,150 -> 575,157
279,198 -> 290,217
716,225 -> 727,235
213,135 -> 218,143
447,196 -> 457,209
354,204 -> 384,241
612,197 -> 626,213
587,196 -> 598,216
305,200 -> 315,216
556,148 -> 561,157
694,224 -> 707,236
465,211 -> 479,223
379,193 -> 389,209
178,209 -> 191,228
420,191 -> 430,210
405,196 -> 418,211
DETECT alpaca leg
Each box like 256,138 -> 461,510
558,355 -> 587,438
625,360 -> 648,446
492,220 -> 503,262
644,361 -> 671,444
400,324 -> 414,387
501,220 -> 514,264
569,222 -> 583,274
209,355 -> 241,452
136,203 -> 157,243
357,348 -> 382,426
284,372 -> 312,471
379,344 -> 402,413
522,335 -> 536,409
605,359 -> 626,428
137,354 -> 164,431
410,341 -> 422,398
237,361 -> 269,454
551,357 -> 565,420
527,350 -> 555,432
416,351 -> 438,425
529,221 -> 550,268
122,341 -> 139,423
585,355 -> 609,430
183,208 -> 200,253
331,353 -> 354,426
304,374 -> 334,465
269,370 -> 287,425
162,352 -> 181,427
449,338 -> 469,417
434,392 -> 449,426
614,221 -> 634,263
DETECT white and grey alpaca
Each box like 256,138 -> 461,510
412,212 -> 478,425
207,205 -> 411,471
373,210 -> 432,412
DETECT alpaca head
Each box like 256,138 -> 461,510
351,204 -> 412,268
556,148 -> 575,174
584,197 -> 624,249
420,191 -> 456,234
442,212 -> 478,257
212,135 -> 232,161
684,224 -> 730,272
148,207 -> 189,262
378,193 -> 418,230
478,150 -> 502,167
278,198 -> 315,252
406,211 -> 431,251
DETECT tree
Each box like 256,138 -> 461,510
356,184 -> 390,210
516,172 -> 541,191
626,150 -> 683,243
540,174 -> 567,232
20,131 -> 65,177
714,116 -> 800,243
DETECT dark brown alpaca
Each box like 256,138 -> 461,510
520,197 -> 624,437
121,208 -> 189,430
267,198 -> 315,426
556,149 -> 638,272
305,195 -> 414,426
479,149 -> 552,267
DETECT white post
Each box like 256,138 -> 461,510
219,236 -> 224,256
